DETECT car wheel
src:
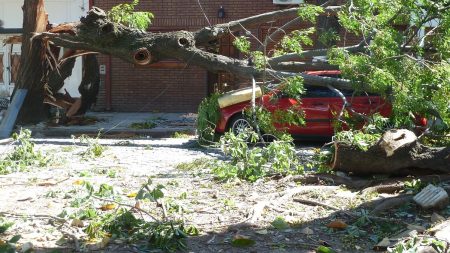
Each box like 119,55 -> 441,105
229,114 -> 253,135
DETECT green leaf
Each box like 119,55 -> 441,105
231,237 -> 256,248
8,235 -> 21,243
316,245 -> 334,253
271,217 -> 290,230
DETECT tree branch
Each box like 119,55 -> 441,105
272,61 -> 338,72
268,42 -> 366,65
38,7 -> 356,91
194,5 -> 343,45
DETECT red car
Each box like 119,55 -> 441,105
215,71 -> 394,139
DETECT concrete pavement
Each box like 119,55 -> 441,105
21,112 -> 197,138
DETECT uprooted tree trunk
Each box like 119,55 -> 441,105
14,0 -> 49,124
38,7 -> 354,90
14,5 -> 359,124
332,129 -> 450,175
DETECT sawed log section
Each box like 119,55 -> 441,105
332,129 -> 450,175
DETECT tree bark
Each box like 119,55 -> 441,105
332,129 -> 450,175
38,7 -> 354,90
14,0 -> 49,124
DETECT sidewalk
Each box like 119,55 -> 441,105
22,112 -> 197,138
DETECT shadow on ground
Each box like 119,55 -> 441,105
27,186 -> 447,253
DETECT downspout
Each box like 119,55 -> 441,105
88,0 -> 112,111
105,56 -> 112,111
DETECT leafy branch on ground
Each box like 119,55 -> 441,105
212,131 -> 303,182
65,178 -> 198,252
0,129 -> 49,175
77,133 -> 106,159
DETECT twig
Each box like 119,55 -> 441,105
37,176 -> 71,186
59,228 -> 80,252
0,211 -> 66,223
294,198 -> 341,211
91,195 -> 160,222
248,186 -> 339,222
160,199 -> 168,220
293,198 -> 408,225
267,242 -> 319,249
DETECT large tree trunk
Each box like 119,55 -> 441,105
39,7 -> 355,91
332,129 -> 450,175
14,0 -> 49,124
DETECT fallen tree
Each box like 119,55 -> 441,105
11,0 -> 450,174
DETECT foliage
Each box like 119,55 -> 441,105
0,234 -> 21,253
388,236 -> 448,253
233,36 -> 251,53
135,178 -> 165,202
212,131 -> 303,182
271,217 -> 290,230
71,178 -> 197,252
175,158 -> 211,171
130,121 -> 156,129
277,28 -> 315,55
172,131 -> 192,138
328,0 -> 450,139
318,28 -> 340,48
85,208 -> 191,252
279,76 -> 305,101
308,148 -> 334,174
0,129 -> 49,175
334,131 -> 381,151
0,218 -> 13,234
196,93 -> 221,143
78,134 -> 106,159
244,106 -> 277,136
403,179 -> 424,193
107,0 -> 154,30
297,4 -> 324,23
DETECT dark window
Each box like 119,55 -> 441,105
303,85 -> 336,97
0,53 -> 3,83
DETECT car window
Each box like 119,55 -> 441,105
303,85 -> 336,98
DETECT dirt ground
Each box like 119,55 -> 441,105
0,136 -> 449,253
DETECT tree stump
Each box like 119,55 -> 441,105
332,129 -> 450,175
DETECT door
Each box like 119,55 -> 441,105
261,87 -> 333,137
0,44 -> 20,98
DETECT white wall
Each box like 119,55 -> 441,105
0,0 -> 89,97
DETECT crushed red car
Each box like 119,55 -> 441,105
215,70 -> 424,139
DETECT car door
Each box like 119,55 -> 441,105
298,86 -> 334,136
262,86 -> 333,137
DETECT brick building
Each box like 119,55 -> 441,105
92,0 -> 354,113
1,0 -> 356,113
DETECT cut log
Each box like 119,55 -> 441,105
332,129 -> 450,175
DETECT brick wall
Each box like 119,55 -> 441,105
91,0 -> 352,112
92,0 -> 287,112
